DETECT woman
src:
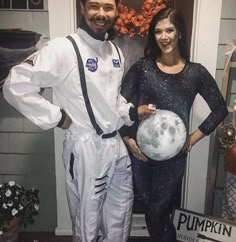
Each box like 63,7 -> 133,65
120,7 -> 228,242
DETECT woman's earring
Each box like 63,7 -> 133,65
179,33 -> 182,39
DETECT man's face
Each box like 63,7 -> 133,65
80,0 -> 118,35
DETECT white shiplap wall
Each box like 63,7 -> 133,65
211,0 -> 236,217
0,0 -> 57,231
216,0 -> 236,88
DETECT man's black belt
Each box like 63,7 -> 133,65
102,131 -> 117,139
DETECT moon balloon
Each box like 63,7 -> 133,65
137,110 -> 187,161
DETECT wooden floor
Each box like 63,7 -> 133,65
19,232 -> 151,242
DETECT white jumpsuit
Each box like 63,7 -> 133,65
3,29 -> 134,242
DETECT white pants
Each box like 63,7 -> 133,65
63,130 -> 134,242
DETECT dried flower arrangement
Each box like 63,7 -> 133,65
114,0 -> 169,37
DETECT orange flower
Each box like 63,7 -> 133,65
116,18 -> 123,25
120,26 -> 129,34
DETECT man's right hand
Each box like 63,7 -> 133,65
138,104 -> 156,120
60,112 -> 72,129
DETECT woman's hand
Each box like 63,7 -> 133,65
182,129 -> 205,153
182,135 -> 193,153
138,104 -> 156,120
123,136 -> 148,162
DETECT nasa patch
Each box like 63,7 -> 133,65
112,59 -> 120,67
86,58 -> 98,72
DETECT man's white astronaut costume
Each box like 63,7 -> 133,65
3,28 -> 134,242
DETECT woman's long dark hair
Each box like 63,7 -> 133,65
144,7 -> 189,61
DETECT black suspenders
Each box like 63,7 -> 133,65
67,35 -> 103,135
111,41 -> 121,64
66,35 -> 120,137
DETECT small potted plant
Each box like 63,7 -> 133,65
0,181 -> 39,242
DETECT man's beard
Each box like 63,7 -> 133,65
88,16 -> 112,34
79,17 -> 117,41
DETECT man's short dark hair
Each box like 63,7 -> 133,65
80,0 -> 119,6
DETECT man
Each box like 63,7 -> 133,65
3,0 -> 155,241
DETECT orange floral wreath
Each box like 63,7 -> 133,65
114,0 -> 169,37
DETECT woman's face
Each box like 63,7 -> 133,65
154,18 -> 180,56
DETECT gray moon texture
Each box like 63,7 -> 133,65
137,110 -> 187,161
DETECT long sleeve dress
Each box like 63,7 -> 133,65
119,56 -> 228,242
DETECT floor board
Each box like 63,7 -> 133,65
19,232 -> 151,242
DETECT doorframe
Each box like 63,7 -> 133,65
183,0 -> 222,214
48,0 -> 76,235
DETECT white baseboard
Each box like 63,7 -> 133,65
55,214 -> 148,237
55,227 -> 72,236
130,214 -> 149,237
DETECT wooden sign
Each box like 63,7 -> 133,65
172,208 -> 236,242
